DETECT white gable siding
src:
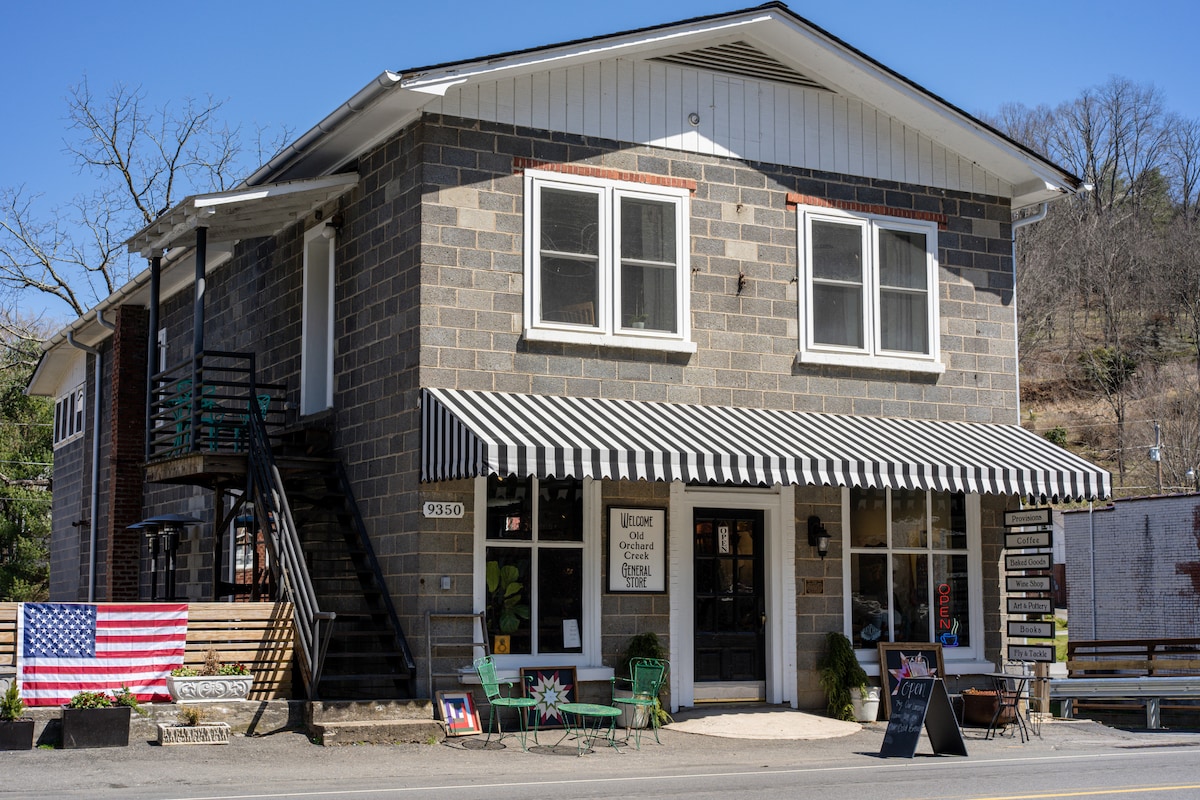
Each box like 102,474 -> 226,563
428,58 -> 1012,198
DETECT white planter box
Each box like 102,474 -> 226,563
167,674 -> 254,703
157,722 -> 231,745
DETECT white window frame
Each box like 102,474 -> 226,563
797,205 -> 943,374
53,383 -> 86,447
841,488 -> 988,672
473,476 -> 602,669
522,169 -> 695,354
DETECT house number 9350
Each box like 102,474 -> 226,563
422,501 -> 465,519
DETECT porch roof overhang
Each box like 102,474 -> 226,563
420,388 -> 1111,503
126,173 -> 359,257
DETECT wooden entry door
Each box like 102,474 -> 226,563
693,508 -> 765,684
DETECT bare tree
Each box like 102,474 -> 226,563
0,79 -> 288,329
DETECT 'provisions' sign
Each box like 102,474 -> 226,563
1004,508 -> 1052,528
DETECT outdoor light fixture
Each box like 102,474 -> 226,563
1187,467 -> 1198,492
134,513 -> 202,601
807,515 -> 830,560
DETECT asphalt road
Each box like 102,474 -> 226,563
6,718 -> 1200,800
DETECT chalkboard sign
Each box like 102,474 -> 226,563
879,678 -> 967,759
878,642 -> 946,719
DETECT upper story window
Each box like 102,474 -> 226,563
53,383 -> 86,447
523,169 -> 694,353
797,206 -> 943,373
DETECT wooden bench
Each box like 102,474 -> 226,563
1048,638 -> 1200,728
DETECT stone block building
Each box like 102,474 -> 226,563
29,4 -> 1108,707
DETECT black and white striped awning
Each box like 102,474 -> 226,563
420,388 -> 1111,501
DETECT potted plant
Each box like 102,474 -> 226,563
0,681 -> 34,751
167,647 -> 254,702
157,704 -> 231,745
818,631 -> 880,722
614,632 -> 672,730
61,688 -> 136,749
961,687 -> 1014,727
485,560 -> 529,654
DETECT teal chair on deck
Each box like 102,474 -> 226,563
473,655 -> 539,751
611,657 -> 669,749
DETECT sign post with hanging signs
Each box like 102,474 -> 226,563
1002,507 -> 1055,653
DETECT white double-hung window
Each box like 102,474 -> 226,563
523,169 -> 693,352
797,206 -> 942,373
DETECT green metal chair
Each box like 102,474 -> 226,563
611,657 -> 669,749
473,655 -> 539,751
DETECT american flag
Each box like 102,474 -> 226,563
17,603 -> 188,706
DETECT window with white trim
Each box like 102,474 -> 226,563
843,487 -> 981,663
476,475 -> 600,666
523,169 -> 693,352
53,383 -> 86,447
798,206 -> 941,372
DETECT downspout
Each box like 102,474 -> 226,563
66,308 -> 115,602
1010,202 -> 1049,426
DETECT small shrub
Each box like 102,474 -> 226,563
202,648 -> 222,676
217,662 -> 249,676
113,686 -> 145,715
1,682 -> 26,721
178,705 -> 208,727
170,666 -> 199,677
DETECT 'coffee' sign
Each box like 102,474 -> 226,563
608,507 -> 667,593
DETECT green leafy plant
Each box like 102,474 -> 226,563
485,560 -> 530,634
817,631 -> 870,722
67,690 -> 112,709
112,686 -> 146,715
1,682 -> 26,721
172,647 -> 251,677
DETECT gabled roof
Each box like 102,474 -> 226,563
248,2 -> 1078,207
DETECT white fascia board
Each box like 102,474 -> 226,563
399,12 -> 773,94
191,174 -> 359,209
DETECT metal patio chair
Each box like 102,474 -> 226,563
611,657 -> 669,749
473,655 -> 538,751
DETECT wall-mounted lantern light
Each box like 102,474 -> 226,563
807,515 -> 830,560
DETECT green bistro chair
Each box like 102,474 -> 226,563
611,657 -> 669,749
473,655 -> 539,751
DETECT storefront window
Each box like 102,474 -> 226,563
483,476 -> 584,656
846,488 -> 974,655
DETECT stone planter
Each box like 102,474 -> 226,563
157,722 -> 231,745
612,688 -> 652,729
850,686 -> 881,723
61,705 -> 132,749
167,674 -> 254,703
0,719 -> 35,751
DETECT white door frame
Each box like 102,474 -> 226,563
669,482 -> 797,710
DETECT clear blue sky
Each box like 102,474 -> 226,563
1,0 -> 1195,319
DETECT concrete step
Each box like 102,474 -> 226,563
309,718 -> 443,746
308,698 -> 433,724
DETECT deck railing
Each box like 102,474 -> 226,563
147,351 -> 286,461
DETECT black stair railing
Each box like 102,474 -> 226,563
245,400 -> 335,699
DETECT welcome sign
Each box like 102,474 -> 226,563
608,507 -> 667,593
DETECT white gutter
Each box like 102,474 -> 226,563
244,71 -> 402,187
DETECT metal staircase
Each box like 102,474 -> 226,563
245,403 -> 417,699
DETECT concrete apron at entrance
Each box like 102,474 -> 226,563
667,704 -> 861,740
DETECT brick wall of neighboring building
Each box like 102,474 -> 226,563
1063,495 -> 1200,639
106,305 -> 148,600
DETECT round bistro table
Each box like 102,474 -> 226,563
556,702 -> 622,755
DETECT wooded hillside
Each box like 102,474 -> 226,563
991,77 -> 1200,496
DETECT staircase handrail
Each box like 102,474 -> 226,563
245,400 -> 334,698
